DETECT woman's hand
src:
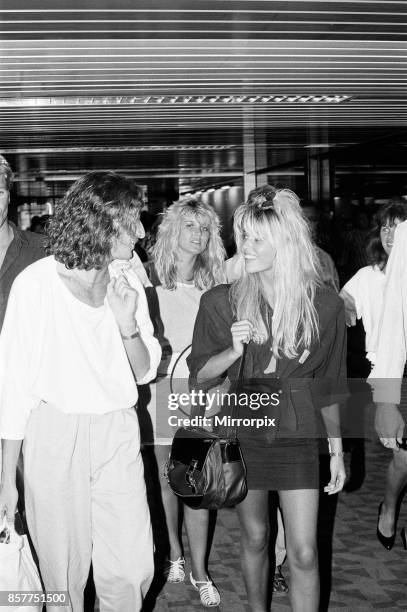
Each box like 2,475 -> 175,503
324,456 -> 346,495
231,320 -> 253,356
0,480 -> 18,523
375,403 -> 406,450
107,275 -> 139,333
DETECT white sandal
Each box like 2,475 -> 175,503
190,572 -> 221,607
165,556 -> 185,583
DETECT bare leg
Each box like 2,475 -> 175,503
184,505 -> 210,581
154,445 -> 182,560
279,489 -> 319,612
379,449 -> 407,537
236,490 -> 269,612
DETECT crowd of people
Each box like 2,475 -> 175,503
0,152 -> 406,612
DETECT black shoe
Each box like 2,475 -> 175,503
377,502 -> 396,550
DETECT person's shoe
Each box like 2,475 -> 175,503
165,556 -> 185,583
272,565 -> 289,594
376,502 -> 396,550
189,573 -> 221,607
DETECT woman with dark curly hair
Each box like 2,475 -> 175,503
340,200 -> 407,552
0,171 -> 161,612
340,200 -> 407,364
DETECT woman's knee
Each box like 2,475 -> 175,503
288,544 -> 318,572
241,521 -> 270,553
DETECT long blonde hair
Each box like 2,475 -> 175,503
152,198 -> 226,290
230,188 -> 322,358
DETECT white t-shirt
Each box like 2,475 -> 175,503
0,256 -> 161,439
155,282 -> 204,375
341,265 -> 386,364
148,282 -> 204,444
369,221 -> 407,403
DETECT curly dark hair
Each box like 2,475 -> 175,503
366,199 -> 407,269
47,171 -> 143,270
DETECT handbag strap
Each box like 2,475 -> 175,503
186,342 -> 248,429
228,342 -> 248,440
237,342 -> 248,383
169,343 -> 192,396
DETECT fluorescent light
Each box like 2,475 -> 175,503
0,145 -> 239,153
0,94 -> 352,108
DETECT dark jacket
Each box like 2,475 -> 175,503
0,222 -> 46,331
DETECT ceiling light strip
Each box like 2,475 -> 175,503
3,43 -> 407,51
2,18 -> 407,24
0,145 -> 239,153
1,7 -> 406,14
1,67 -> 404,72
3,0 -> 406,7
0,94 -> 352,107
2,54 -> 406,61
1,60 -> 404,65
2,29 -> 406,36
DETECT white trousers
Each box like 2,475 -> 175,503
23,404 -> 153,612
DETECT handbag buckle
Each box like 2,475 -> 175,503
185,459 -> 198,493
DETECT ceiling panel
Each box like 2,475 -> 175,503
0,0 -> 405,181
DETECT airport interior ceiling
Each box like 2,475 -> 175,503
0,0 -> 406,197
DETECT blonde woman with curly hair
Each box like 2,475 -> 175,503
188,187 -> 347,612
146,197 -> 225,607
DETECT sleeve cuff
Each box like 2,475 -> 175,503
136,335 -> 162,384
0,432 -> 25,441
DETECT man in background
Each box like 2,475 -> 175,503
0,155 -> 46,331
301,201 -> 340,291
0,154 -> 46,523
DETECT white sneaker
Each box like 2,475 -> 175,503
189,572 -> 221,607
165,556 -> 185,583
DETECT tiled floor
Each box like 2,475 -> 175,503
141,440 -> 407,612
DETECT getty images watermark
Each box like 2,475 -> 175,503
167,389 -> 281,429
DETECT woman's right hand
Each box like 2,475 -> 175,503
107,275 -> 139,334
0,480 -> 18,523
231,320 -> 253,356
375,403 -> 406,450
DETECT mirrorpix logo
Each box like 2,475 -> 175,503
166,388 -> 280,429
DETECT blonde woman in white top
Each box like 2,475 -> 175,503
0,172 -> 161,612
147,198 -> 225,607
341,200 -> 407,551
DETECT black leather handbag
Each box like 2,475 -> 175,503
165,346 -> 248,510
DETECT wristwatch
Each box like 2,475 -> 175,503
120,326 -> 140,340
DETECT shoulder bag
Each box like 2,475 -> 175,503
165,345 -> 248,510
